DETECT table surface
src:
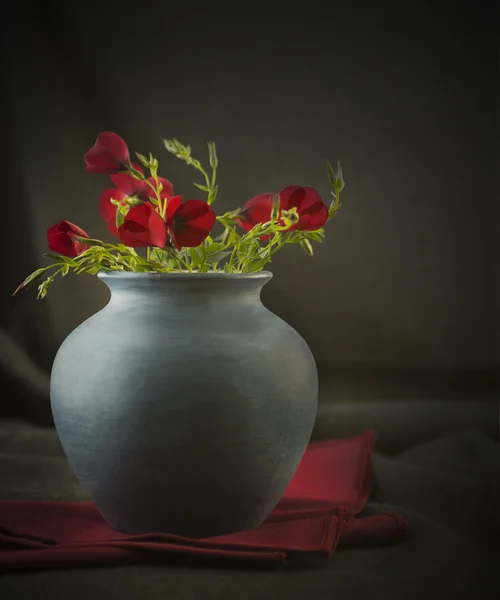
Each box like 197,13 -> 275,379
0,417 -> 499,600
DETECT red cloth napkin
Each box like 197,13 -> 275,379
0,431 -> 410,571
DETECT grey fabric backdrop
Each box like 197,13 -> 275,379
1,0 -> 497,376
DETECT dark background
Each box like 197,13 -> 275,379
0,3 -> 499,597
0,0 -> 498,420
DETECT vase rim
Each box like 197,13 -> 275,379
97,270 -> 273,282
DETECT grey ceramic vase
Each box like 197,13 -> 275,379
50,271 -> 318,538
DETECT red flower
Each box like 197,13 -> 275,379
166,196 -> 216,250
100,164 -> 175,237
238,186 -> 328,234
84,132 -> 130,174
47,220 -> 90,257
117,203 -> 167,248
237,193 -> 275,234
279,186 -> 329,230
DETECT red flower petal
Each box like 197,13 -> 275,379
110,163 -> 146,195
236,193 -> 276,240
118,204 -> 167,248
106,220 -> 119,238
84,132 -> 130,174
97,132 -> 130,163
278,185 -> 304,210
301,201 -> 329,230
84,156 -> 121,174
278,186 -> 328,231
174,200 -> 214,222
47,220 -> 89,240
278,186 -> 321,212
168,200 -> 216,249
47,220 -> 89,257
240,193 -> 274,225
47,232 -> 76,256
166,195 -> 183,221
170,228 -> 209,249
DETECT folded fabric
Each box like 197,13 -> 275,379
0,431 -> 410,571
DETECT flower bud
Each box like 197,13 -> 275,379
270,195 -> 281,220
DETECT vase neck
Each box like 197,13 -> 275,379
98,272 -> 272,310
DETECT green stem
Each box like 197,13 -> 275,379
328,190 -> 342,221
195,164 -> 211,190
221,228 -> 230,244
228,241 -> 239,271
243,232 -> 293,272
127,164 -> 147,180
198,244 -> 207,272
179,255 -> 193,271
163,247 -> 191,271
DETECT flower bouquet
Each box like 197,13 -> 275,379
14,132 -> 345,298
13,131 -> 347,536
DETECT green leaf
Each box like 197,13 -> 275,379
242,222 -> 264,238
207,250 -> 232,263
189,247 -> 202,268
208,141 -> 218,169
43,253 -> 76,264
13,267 -> 48,295
328,204 -> 342,221
258,245 -> 272,259
135,152 -> 149,167
127,164 -> 146,180
116,209 -> 125,229
162,138 -> 177,154
270,194 -> 280,220
37,277 -> 54,299
245,257 -> 269,272
335,161 -> 345,193
193,183 -> 211,192
149,154 -> 159,173
304,229 -> 325,243
211,231 -> 226,243
124,196 -> 144,207
227,227 -> 241,245
207,185 -> 218,205
204,242 -> 227,256
326,159 -> 345,193
326,160 -> 337,189
286,231 -> 306,244
74,261 -> 96,275
300,239 -> 314,256
162,138 -> 192,161
73,236 -> 105,247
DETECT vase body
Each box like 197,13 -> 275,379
50,271 -> 318,538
